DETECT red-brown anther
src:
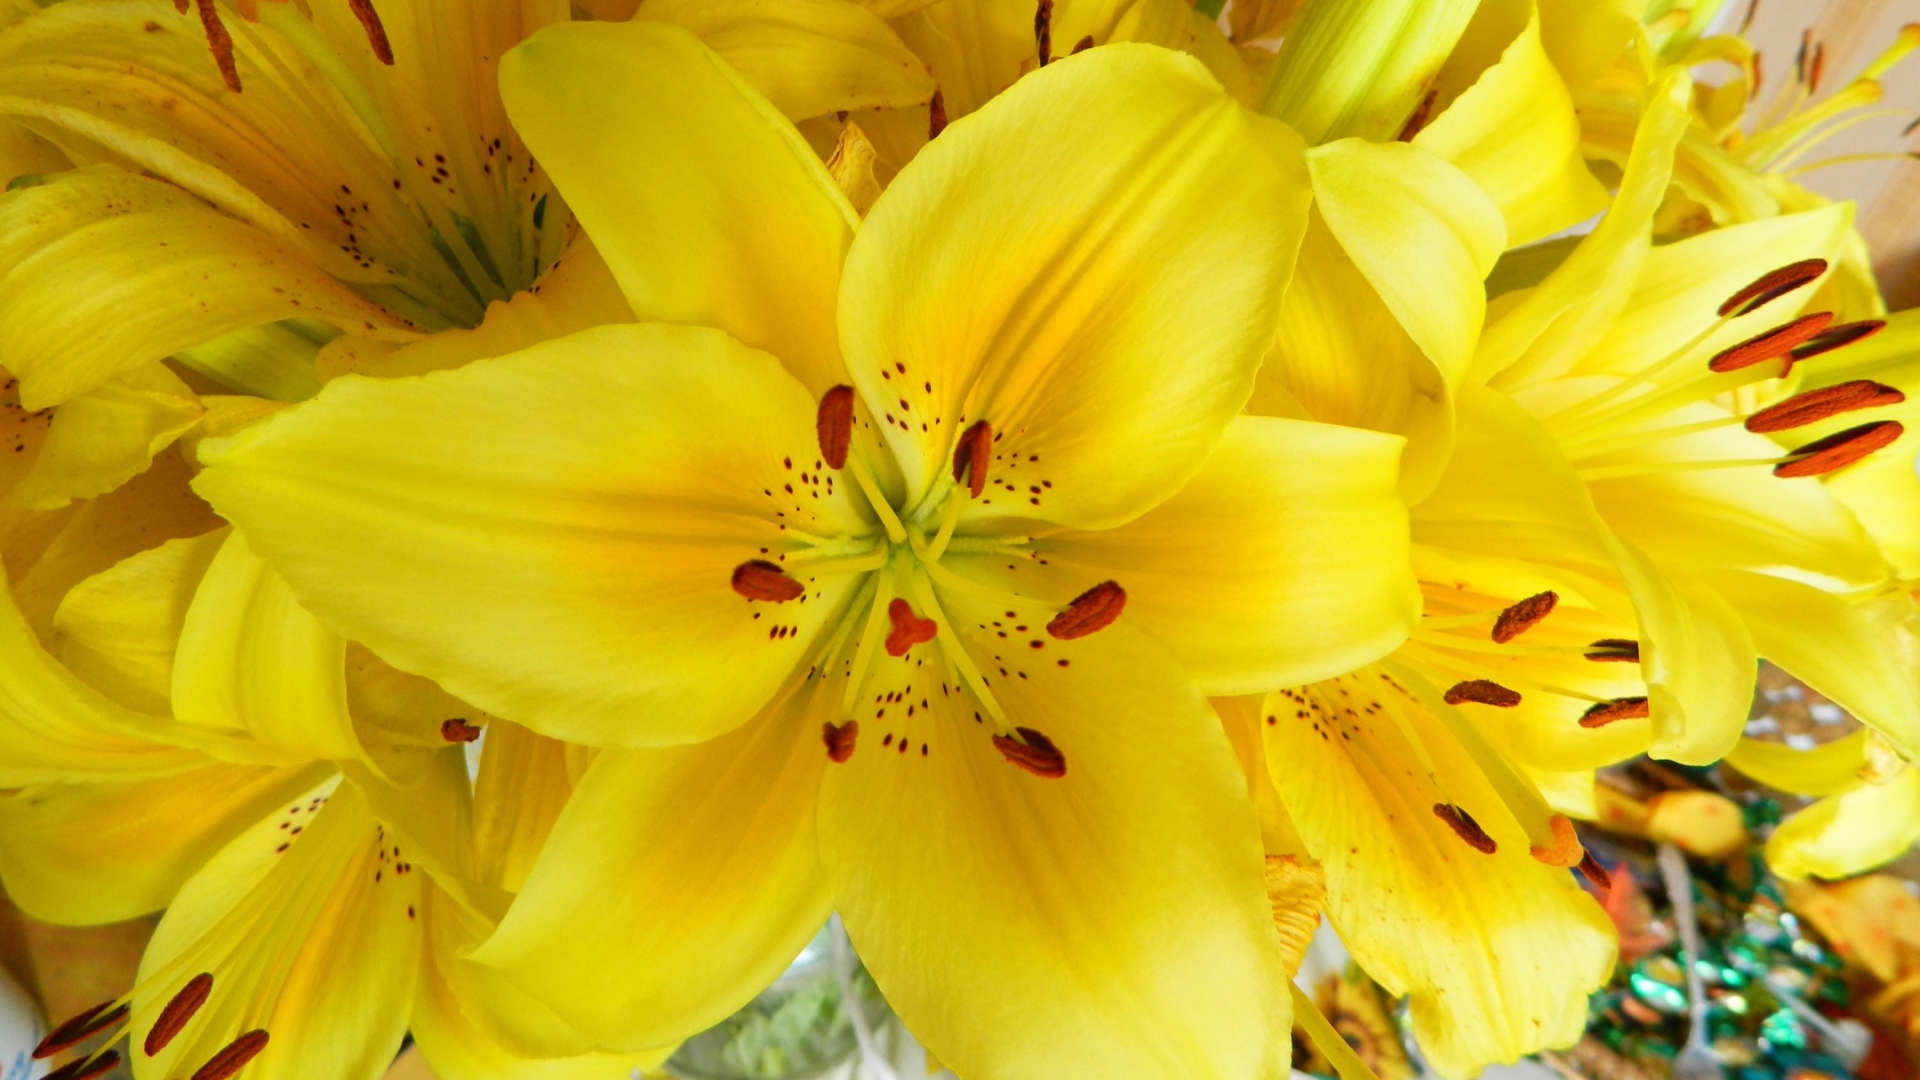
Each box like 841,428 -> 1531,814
1491,590 -> 1557,644
35,1002 -> 128,1059
1034,0 -> 1053,65
193,0 -> 242,92
1072,34 -> 1094,53
1579,697 -> 1651,728
993,726 -> 1066,778
44,1051 -> 121,1080
1745,380 -> 1906,433
1790,319 -> 1887,363
1584,638 -> 1641,663
1443,679 -> 1522,708
190,1030 -> 269,1080
816,385 -> 855,469
1432,803 -> 1497,854
1718,258 -> 1828,317
928,88 -> 947,140
1707,311 -> 1834,373
952,420 -> 992,498
822,720 -> 858,763
346,0 -> 395,64
1775,420 -> 1904,478
1577,851 -> 1614,891
884,598 -> 937,657
1046,581 -> 1125,640
439,719 -> 481,743
1529,813 -> 1583,868
144,973 -> 213,1057
731,560 -> 805,603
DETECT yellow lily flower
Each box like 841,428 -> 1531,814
1574,7 -> 1920,320
1228,54 -> 1919,1079
191,24 -> 1423,1076
0,0 -> 936,410
0,513 -> 663,1080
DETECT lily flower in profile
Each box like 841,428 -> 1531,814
1226,58 -> 1920,1080
191,23 -> 1426,1078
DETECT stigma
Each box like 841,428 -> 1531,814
884,599 -> 937,656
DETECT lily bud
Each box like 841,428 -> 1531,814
1256,0 -> 1480,144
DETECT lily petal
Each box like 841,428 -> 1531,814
470,677 -> 834,1050
1266,138 -> 1502,497
1412,8 -> 1609,246
1766,768 -> 1920,881
1703,571 -> 1920,758
1263,667 -> 1616,1079
8,448 -> 220,639
414,888 -> 675,1080
819,588 -> 1288,1079
975,415 -> 1419,694
641,0 -> 933,122
173,529 -> 363,764
0,166 -> 407,409
499,21 -> 854,394
840,44 -> 1311,526
887,1 -> 1030,120
1475,70 -> 1691,388
133,779 -> 420,1080
195,323 -> 867,748
0,760 -> 326,926
0,562 -> 204,785
52,531 -> 227,715
6,364 -> 202,511
1726,731 -> 1871,798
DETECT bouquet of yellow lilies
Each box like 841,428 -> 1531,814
0,0 -> 1916,1076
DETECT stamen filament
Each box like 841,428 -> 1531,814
923,486 -> 968,562
940,534 -> 1033,556
902,573 -> 1011,729
782,547 -> 889,578
840,565 -> 897,719
846,455 -> 907,544
1577,456 -> 1788,481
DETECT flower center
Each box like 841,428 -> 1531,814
728,386 -> 1131,776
